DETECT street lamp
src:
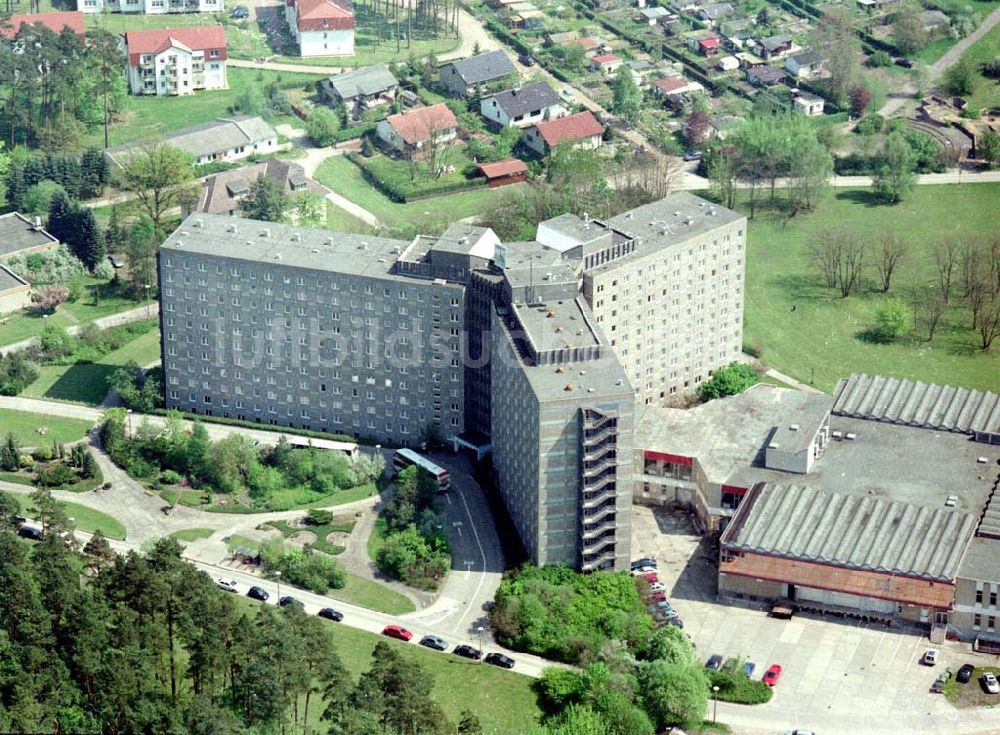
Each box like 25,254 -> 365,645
144,284 -> 151,319
476,625 -> 484,663
712,685 -> 720,724
126,409 -> 133,437
275,570 -> 281,604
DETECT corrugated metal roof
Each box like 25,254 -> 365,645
833,373 -> 1000,437
724,483 -> 976,580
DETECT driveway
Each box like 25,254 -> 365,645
630,505 -> 1000,735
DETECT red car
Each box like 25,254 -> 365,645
643,572 -> 659,584
649,592 -> 668,603
382,624 -> 413,642
763,664 -> 782,686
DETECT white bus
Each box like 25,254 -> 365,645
392,448 -> 450,490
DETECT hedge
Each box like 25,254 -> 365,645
708,669 -> 774,705
334,122 -> 376,143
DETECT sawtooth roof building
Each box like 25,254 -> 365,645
635,375 -> 1000,643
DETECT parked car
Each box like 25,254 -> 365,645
247,586 -> 269,602
453,644 -> 482,660
784,730 -> 816,735
631,566 -> 656,576
894,57 -> 915,68
983,672 -> 1000,694
559,88 -> 576,103
668,617 -> 684,629
743,661 -> 757,678
216,577 -> 239,593
108,255 -> 124,269
230,4 -> 249,18
485,652 -> 516,669
317,608 -> 343,622
17,525 -> 43,541
642,572 -> 659,584
683,150 -> 703,161
519,53 -> 535,66
382,624 -> 413,642
706,654 -> 723,670
922,649 -> 938,666
763,664 -> 783,686
957,664 -> 975,683
649,582 -> 667,593
279,596 -> 304,608
631,558 -> 657,570
419,635 -> 449,651
649,592 -> 668,603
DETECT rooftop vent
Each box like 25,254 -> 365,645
832,430 -> 843,440
674,211 -> 682,217
615,379 -> 623,386
789,424 -> 799,431
587,388 -> 595,393
698,201 -> 705,207
845,432 -> 857,441
32,216 -> 42,228
291,233 -> 301,242
274,253 -> 282,260
579,370 -> 586,376
945,495 -> 958,507
768,442 -> 779,449
555,367 -> 564,373
227,223 -> 238,233
564,384 -> 573,392
260,228 -> 270,238
625,212 -> 634,219
311,249 -> 319,254
195,219 -> 204,228
547,311 -> 555,318
708,208 -> 717,216
326,237 -> 335,245
977,457 -> 989,464
180,230 -> 189,236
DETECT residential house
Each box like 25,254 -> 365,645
688,32 -> 721,57
522,110 -> 604,156
736,51 -> 764,68
480,82 -> 562,129
591,53 -> 623,73
122,26 -> 227,97
636,6 -> 670,24
0,212 -> 60,262
697,2 -> 732,24
717,55 -> 739,72
77,0 -> 221,14
652,75 -> 704,101
376,103 -> 458,157
747,65 -> 785,86
627,59 -> 655,84
670,0 -> 701,11
476,159 -> 528,187
792,91 -> 824,116
786,50 -> 823,79
756,34 -> 794,60
568,36 -> 604,56
106,116 -> 278,167
319,64 -> 397,112
0,265 -> 30,316
0,11 -> 84,40
285,0 -> 354,57
198,160 -> 326,215
507,2 -> 544,29
439,50 -> 517,98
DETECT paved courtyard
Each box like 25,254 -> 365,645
630,505 -> 1000,735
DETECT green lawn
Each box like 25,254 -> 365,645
952,21 -> 1000,109
355,143 -> 483,201
190,481 -> 377,513
169,527 -> 215,542
0,276 -> 139,348
743,184 -> 1000,393
312,616 -> 540,734
324,572 -> 416,615
9,492 -> 127,540
324,201 -> 374,233
87,67 -> 323,149
367,514 -> 388,561
265,516 -> 355,555
268,32 -> 461,67
944,666 -> 1000,708
0,408 -> 94,448
914,36 -> 956,65
23,326 -> 162,405
315,156 -> 520,234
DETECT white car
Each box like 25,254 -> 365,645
631,566 -> 656,576
922,649 -> 938,666
649,582 -> 667,592
984,672 -> 1000,694
216,577 -> 239,592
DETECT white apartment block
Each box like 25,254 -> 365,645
123,26 -> 228,97
285,0 -> 355,57
79,0 -> 221,13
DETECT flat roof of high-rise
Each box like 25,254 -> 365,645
160,213 -> 423,283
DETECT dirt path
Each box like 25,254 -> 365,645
879,7 -> 1000,117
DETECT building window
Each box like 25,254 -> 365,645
977,589 -> 984,605
990,617 -> 997,633
974,614 -> 982,629
991,591 -> 997,608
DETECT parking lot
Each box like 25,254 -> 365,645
630,505 -> 1000,734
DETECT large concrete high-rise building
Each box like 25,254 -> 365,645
158,192 -> 747,570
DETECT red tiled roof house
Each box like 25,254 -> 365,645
123,26 -> 227,97
375,103 -> 458,158
590,53 -> 623,73
0,11 -> 85,40
285,0 -> 354,57
522,110 -> 604,156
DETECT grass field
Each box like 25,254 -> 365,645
0,408 -> 94,448
175,481 -> 377,513
23,326 -> 162,405
315,156 -> 519,234
169,527 -> 215,542
0,276 -> 139,347
944,666 -> 1000,708
953,21 -> 1000,110
8,492 -> 127,540
265,516 -> 355,555
325,572 -> 416,615
86,67 -> 323,149
270,32 -> 461,67
743,184 -> 1000,393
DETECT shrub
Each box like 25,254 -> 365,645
160,469 -> 183,485
32,445 -> 54,462
0,352 -> 39,396
856,113 -> 884,135
697,362 -> 759,401
871,298 -> 909,342
260,538 -> 346,593
4,245 -> 87,286
30,285 -> 70,315
707,669 -> 774,705
306,508 -> 334,525
867,50 -> 892,68
35,462 -> 78,487
307,106 -> 340,147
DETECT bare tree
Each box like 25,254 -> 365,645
809,229 -> 843,289
836,238 -> 867,298
608,149 -> 680,202
910,283 -> 946,341
870,232 -> 908,293
809,229 -> 866,297
932,239 -> 961,304
976,297 -> 1000,352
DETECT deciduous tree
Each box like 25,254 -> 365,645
240,175 -> 291,223
118,144 -> 195,228
872,132 -> 917,203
